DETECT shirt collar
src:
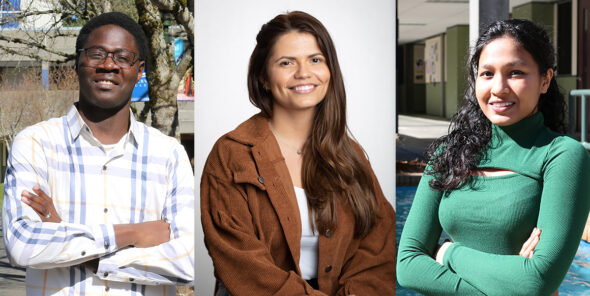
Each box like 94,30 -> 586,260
66,104 -> 142,147
128,110 -> 142,146
226,113 -> 272,146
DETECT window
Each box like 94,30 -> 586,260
0,0 -> 20,28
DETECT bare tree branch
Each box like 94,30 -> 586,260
151,0 -> 175,11
173,2 -> 193,46
174,47 -> 192,79
58,0 -> 91,20
0,0 -> 193,137
0,44 -> 73,62
59,0 -> 79,11
0,9 -> 60,27
0,34 -> 74,61
86,1 -> 101,17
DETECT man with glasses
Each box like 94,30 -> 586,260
2,12 -> 194,295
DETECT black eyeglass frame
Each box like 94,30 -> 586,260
77,46 -> 142,68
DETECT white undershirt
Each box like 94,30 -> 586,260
294,186 -> 319,280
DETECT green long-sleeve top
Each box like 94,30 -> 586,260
397,113 -> 590,296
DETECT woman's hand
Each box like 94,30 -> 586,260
519,228 -> 558,296
435,228 -> 541,264
435,241 -> 453,265
519,227 -> 541,258
21,186 -> 62,223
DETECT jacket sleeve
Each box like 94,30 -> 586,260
442,139 -> 590,296
396,171 -> 486,295
201,142 -> 326,296
335,168 -> 396,296
2,129 -> 118,269
95,143 -> 195,285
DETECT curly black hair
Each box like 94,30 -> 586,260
75,12 -> 149,71
425,19 -> 566,191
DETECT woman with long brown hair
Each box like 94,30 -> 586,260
201,11 -> 395,296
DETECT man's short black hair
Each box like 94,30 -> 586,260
76,12 -> 149,70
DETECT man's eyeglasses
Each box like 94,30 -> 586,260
78,47 -> 140,69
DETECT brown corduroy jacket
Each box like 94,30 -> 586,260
201,114 -> 396,296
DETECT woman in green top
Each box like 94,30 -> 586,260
397,19 -> 590,295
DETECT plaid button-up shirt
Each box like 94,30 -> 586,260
2,105 -> 194,295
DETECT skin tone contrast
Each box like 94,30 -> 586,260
475,36 -> 553,127
265,31 -> 330,188
20,25 -> 169,265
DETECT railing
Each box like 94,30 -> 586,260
569,89 -> 590,150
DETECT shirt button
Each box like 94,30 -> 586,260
325,229 -> 332,238
258,176 -> 264,184
129,278 -> 134,282
325,265 -> 332,272
102,165 -> 107,171
104,272 -> 109,277
81,251 -> 86,256
104,208 -> 108,213
105,286 -> 110,291
104,242 -> 109,249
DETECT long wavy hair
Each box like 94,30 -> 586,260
247,11 -> 377,238
426,19 -> 566,191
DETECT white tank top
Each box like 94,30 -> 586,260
294,186 -> 319,280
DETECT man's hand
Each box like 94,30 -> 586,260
21,186 -> 62,223
114,220 -> 171,248
79,221 -> 170,274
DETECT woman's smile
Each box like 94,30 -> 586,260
475,36 -> 552,126
266,31 -> 330,113
290,84 -> 316,94
488,100 -> 515,112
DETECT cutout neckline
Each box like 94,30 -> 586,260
472,168 -> 516,177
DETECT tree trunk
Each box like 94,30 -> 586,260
135,0 -> 183,137
150,84 -> 179,137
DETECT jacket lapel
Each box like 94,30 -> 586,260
228,114 -> 303,271
251,143 -> 302,266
